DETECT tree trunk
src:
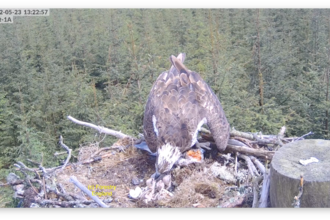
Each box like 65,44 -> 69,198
270,139 -> 330,207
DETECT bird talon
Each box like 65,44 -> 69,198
196,141 -> 211,150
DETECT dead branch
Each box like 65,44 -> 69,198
234,152 -> 238,174
57,183 -> 67,194
250,156 -> 265,174
35,198 -> 112,208
232,137 -> 254,148
59,136 -> 72,171
259,169 -> 270,208
47,187 -> 74,201
16,161 -> 37,173
0,182 -> 11,187
67,115 -> 133,139
14,163 -> 39,195
90,147 -> 112,158
230,128 -> 256,140
69,176 -> 109,208
226,144 -> 274,160
293,131 -> 314,142
238,154 -> 259,177
27,159 -> 41,166
252,176 -> 262,208
54,151 -> 69,157
42,177 -> 47,200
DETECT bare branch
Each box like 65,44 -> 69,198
0,182 -> 11,186
42,177 -> 47,200
59,136 -> 72,171
54,151 -> 68,157
67,115 -> 133,139
16,161 -> 37,173
293,132 -> 314,142
229,127 -> 256,140
238,154 -> 259,177
226,144 -> 274,160
90,147 -> 112,158
250,156 -> 265,174
69,176 -> 109,208
252,176 -> 262,208
259,169 -> 270,208
234,152 -> 238,175
35,198 -> 112,207
27,159 -> 41,166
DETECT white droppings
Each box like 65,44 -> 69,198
299,157 -> 319,166
129,187 -> 142,199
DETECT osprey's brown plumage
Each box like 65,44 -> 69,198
143,53 -> 230,176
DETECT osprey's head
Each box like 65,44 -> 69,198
154,143 -> 181,178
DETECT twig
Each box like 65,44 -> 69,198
228,139 -> 250,148
14,163 -> 39,195
292,175 -> 304,208
0,182 -> 10,187
238,154 -> 259,177
43,177 -> 47,200
293,132 -> 314,142
67,115 -> 133,139
39,165 -> 49,177
252,176 -> 262,208
46,187 -> 74,201
69,176 -> 109,208
30,179 -> 42,184
57,183 -> 67,194
16,161 -> 44,180
35,198 -> 112,207
59,136 -> 72,171
226,144 -> 274,160
54,151 -> 69,157
250,156 -> 265,174
234,152 -> 238,175
27,159 -> 41,166
16,161 -> 37,173
259,169 -> 270,208
230,128 -> 256,140
90,147 -> 112,158
26,179 -> 39,195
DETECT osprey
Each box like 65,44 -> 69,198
143,53 -> 230,178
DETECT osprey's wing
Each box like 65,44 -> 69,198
170,56 -> 230,151
200,79 -> 230,151
143,53 -> 189,153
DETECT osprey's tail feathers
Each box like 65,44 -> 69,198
169,53 -> 189,74
170,54 -> 190,74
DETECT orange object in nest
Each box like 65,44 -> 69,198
187,149 -> 203,161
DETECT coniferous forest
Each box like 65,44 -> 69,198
1,9 -> 330,206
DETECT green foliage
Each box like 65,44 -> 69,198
0,9 -> 330,186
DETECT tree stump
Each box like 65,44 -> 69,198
270,139 -> 330,207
